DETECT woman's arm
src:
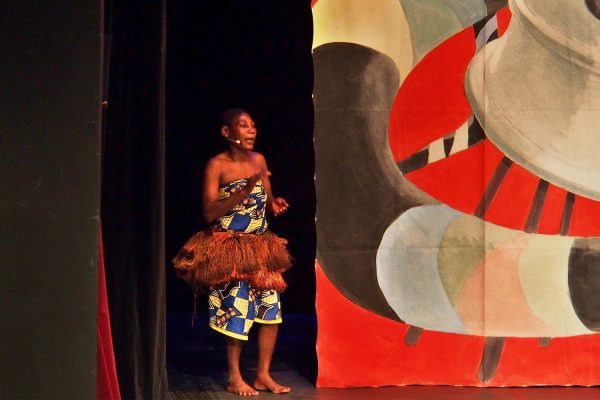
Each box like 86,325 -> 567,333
256,154 -> 289,216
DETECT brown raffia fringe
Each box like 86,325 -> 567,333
172,229 -> 291,292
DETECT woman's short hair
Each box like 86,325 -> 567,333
220,108 -> 250,128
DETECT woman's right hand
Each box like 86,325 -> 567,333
242,170 -> 267,194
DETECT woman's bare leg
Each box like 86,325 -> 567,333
253,324 -> 291,394
226,336 -> 259,396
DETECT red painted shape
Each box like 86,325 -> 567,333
537,184 -> 567,234
569,195 -> 600,236
315,261 -> 484,387
406,140 -> 504,216
316,260 -> 600,387
311,0 -> 318,8
496,8 -> 512,37
484,162 -> 539,230
388,28 -> 475,161
495,335 -> 600,385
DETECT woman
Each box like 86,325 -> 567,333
173,108 -> 291,396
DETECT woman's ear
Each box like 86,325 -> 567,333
220,125 -> 229,138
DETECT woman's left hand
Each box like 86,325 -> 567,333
272,197 -> 289,216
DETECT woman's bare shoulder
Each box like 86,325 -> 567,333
207,152 -> 230,165
249,151 -> 267,165
205,153 -> 230,176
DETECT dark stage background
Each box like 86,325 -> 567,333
166,1 -> 316,315
101,0 -> 168,398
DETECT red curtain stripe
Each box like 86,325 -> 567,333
97,224 -> 121,400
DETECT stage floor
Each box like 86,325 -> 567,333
167,312 -> 600,400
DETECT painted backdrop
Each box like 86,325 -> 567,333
312,0 -> 600,386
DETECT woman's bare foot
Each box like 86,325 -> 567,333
253,374 -> 291,394
227,379 -> 259,396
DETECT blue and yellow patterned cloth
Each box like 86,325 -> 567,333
209,179 -> 283,339
215,179 -> 268,234
209,280 -> 282,340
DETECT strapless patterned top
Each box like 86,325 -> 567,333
215,178 -> 268,234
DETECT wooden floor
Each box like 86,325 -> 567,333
167,312 -> 600,400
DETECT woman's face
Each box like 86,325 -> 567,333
226,113 -> 257,150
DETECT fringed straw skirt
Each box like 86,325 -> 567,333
172,229 -> 291,292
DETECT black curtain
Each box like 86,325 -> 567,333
0,2 -> 101,398
101,1 -> 168,398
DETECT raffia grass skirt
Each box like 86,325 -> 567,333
172,229 -> 291,292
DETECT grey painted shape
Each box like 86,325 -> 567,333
0,2 -> 101,398
569,238 -> 600,331
486,0 -> 509,15
465,0 -> 600,200
313,43 -> 436,320
377,205 -> 467,333
404,326 -> 424,346
441,0 -> 488,27
400,0 -> 463,63
478,337 -> 505,382
588,0 -> 600,20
